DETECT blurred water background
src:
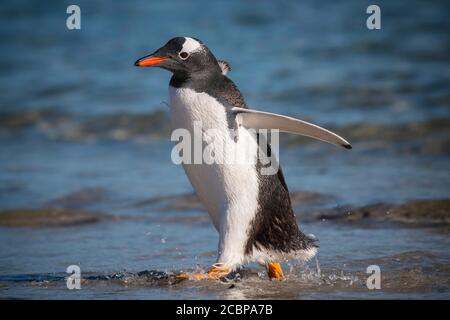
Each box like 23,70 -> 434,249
0,0 -> 449,299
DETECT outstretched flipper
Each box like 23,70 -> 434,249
232,107 -> 352,149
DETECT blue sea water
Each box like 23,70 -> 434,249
0,0 -> 449,299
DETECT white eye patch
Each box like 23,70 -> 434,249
181,37 -> 202,54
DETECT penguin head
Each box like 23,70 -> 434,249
134,37 -> 221,78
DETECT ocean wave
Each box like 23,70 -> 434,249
1,109 -> 449,156
0,109 -> 170,142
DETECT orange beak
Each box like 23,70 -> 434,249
134,56 -> 169,67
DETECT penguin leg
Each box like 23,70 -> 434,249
266,262 -> 285,281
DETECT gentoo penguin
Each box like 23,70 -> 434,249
135,37 -> 351,281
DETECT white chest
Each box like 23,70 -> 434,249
168,86 -> 260,232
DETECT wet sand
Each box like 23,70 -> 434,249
0,208 -> 112,227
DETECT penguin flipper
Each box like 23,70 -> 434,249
232,107 -> 352,149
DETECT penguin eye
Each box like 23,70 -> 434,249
179,51 -> 189,60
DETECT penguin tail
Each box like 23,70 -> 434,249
294,233 -> 319,261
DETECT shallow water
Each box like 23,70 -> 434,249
0,0 -> 449,299
1,220 -> 449,299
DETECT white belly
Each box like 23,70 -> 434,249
168,86 -> 260,262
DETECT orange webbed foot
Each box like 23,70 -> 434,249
266,262 -> 285,281
207,264 -> 230,280
175,271 -> 207,281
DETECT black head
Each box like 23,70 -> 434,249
134,37 -> 221,79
